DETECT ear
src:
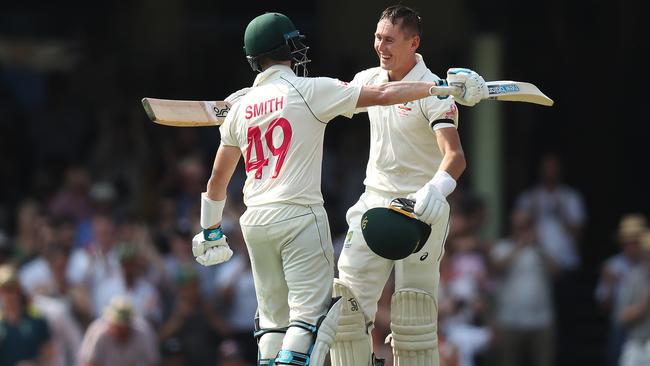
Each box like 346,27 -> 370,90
411,35 -> 420,52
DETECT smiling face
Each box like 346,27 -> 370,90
374,18 -> 419,81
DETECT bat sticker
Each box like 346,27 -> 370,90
488,84 -> 521,95
213,105 -> 230,118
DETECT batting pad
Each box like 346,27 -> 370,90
389,289 -> 438,366
309,296 -> 342,366
329,279 -> 374,366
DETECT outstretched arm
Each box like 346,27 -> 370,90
356,81 -> 438,108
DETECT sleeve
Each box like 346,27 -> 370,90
219,106 -> 240,147
308,77 -> 362,121
77,321 -> 103,364
420,95 -> 459,132
349,70 -> 372,114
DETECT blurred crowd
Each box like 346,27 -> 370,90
7,141 -> 640,366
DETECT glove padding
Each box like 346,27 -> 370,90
224,87 -> 251,106
408,184 -> 447,226
192,231 -> 233,266
446,68 -> 488,107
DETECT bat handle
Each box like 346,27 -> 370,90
428,84 -> 463,98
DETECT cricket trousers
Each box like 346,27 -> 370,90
241,204 -> 335,334
337,188 -> 450,321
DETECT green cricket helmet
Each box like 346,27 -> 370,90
243,12 -> 310,76
361,198 -> 431,260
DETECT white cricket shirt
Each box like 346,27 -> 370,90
220,65 -> 361,208
351,54 -> 459,195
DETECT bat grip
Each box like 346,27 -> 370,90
428,84 -> 463,98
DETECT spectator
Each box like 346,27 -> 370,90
47,165 -> 92,223
113,243 -> 162,326
515,152 -> 586,366
78,295 -> 160,366
12,199 -> 49,267
66,214 -> 122,324
490,209 -> 558,366
0,264 -> 54,365
596,213 -> 647,366
31,293 -> 83,366
159,266 -> 225,366
515,152 -> 585,271
617,230 -> 650,366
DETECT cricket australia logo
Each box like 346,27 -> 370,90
213,105 -> 230,118
488,83 -> 520,95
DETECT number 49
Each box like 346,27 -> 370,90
245,118 -> 292,179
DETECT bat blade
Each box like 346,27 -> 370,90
486,81 -> 554,106
141,97 -> 230,127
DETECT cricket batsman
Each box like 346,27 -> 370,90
190,11 -> 481,366
330,5 -> 488,366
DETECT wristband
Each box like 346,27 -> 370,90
200,192 -> 226,229
203,226 -> 224,241
430,170 -> 456,197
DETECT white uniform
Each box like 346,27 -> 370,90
219,65 -> 361,356
336,54 -> 458,365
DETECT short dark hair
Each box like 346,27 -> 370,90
379,5 -> 422,38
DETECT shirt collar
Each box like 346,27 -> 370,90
252,64 -> 295,87
378,53 -> 428,82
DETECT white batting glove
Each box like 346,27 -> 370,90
192,228 -> 233,266
446,68 -> 488,106
224,87 -> 251,106
408,185 -> 447,226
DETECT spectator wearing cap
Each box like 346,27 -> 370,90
617,230 -> 650,366
596,213 -> 647,366
0,264 -> 54,365
78,295 -> 159,366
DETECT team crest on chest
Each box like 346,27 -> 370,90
397,102 -> 413,117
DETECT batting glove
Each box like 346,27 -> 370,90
446,68 -> 488,106
408,184 -> 447,226
192,227 -> 232,266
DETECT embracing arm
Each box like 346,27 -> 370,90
356,81 -> 438,108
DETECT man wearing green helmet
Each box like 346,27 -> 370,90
190,12 -> 483,366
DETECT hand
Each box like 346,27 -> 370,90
192,229 -> 233,266
408,184 -> 447,225
446,68 -> 488,106
224,87 -> 251,106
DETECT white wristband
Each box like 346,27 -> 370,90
200,192 -> 226,229
430,170 -> 456,197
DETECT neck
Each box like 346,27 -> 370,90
262,60 -> 292,71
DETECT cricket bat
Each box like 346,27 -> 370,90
142,80 -> 553,127
141,98 -> 231,127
